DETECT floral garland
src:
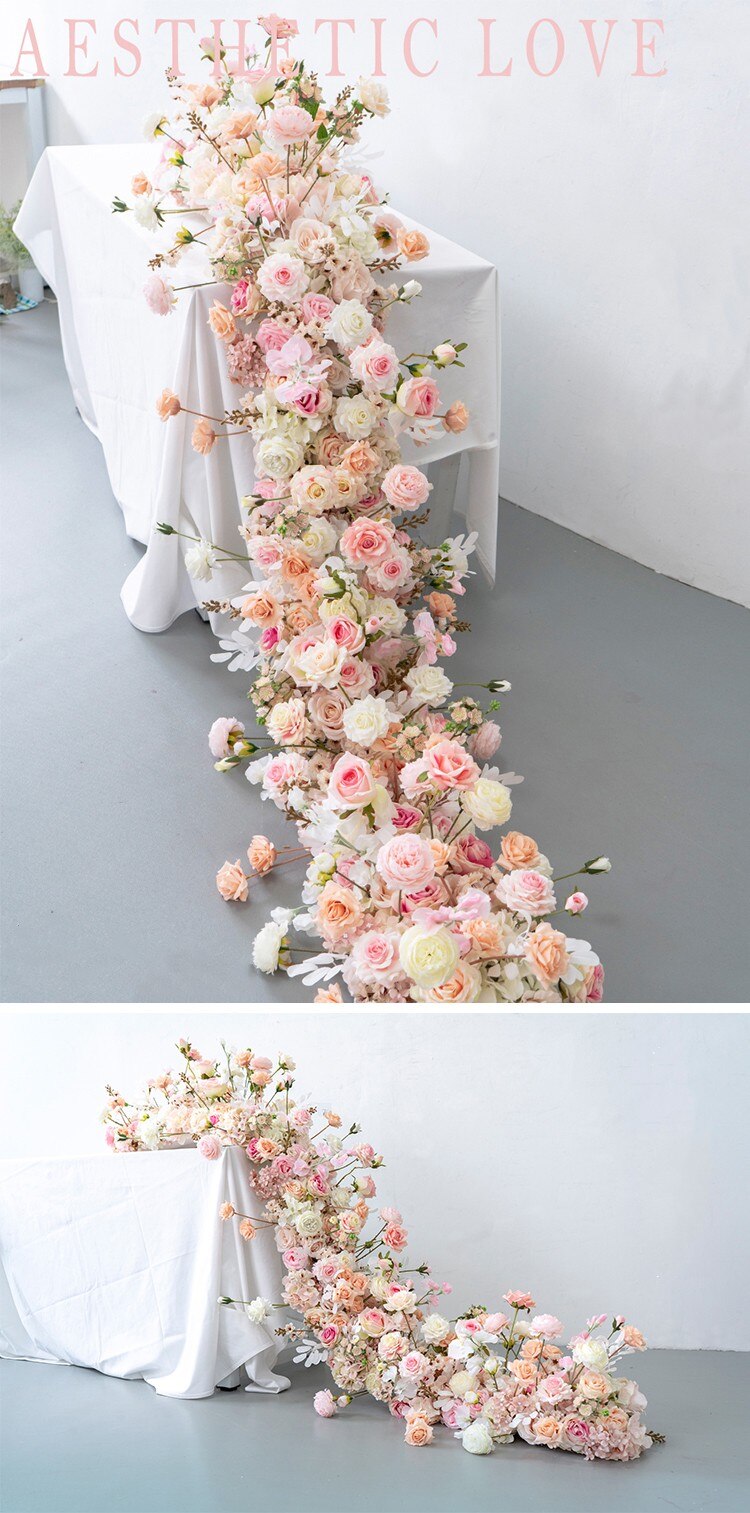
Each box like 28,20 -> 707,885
104,1038 -> 657,1459
119,18 -> 611,1002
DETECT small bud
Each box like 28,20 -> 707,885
583,856 -> 612,874
156,522 -> 176,535
487,679 -> 511,694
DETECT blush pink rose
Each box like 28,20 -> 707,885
381,464 -> 431,511
496,869 -> 557,916
423,738 -> 480,791
327,614 -> 365,652
376,834 -> 436,892
255,317 -> 291,353
208,716 -> 245,759
266,103 -> 315,146
397,376 -> 440,417
301,292 -> 335,323
328,754 -> 377,808
565,891 -> 589,914
313,1389 -> 338,1418
469,721 -> 502,760
143,273 -> 174,316
450,833 -> 494,873
198,1134 -> 222,1160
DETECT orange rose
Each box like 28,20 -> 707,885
208,301 -> 236,341
427,591 -> 455,619
281,550 -> 314,584
500,831 -> 542,870
240,591 -> 280,627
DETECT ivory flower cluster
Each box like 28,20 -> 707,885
103,1040 -> 654,1460
124,28 -> 610,1001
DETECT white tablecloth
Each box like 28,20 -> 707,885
16,145 -> 500,632
0,1147 -> 289,1400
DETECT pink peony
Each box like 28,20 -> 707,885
313,1389 -> 338,1418
197,1134 -> 222,1160
376,834 -> 436,893
381,464 -> 432,511
208,716 -> 245,759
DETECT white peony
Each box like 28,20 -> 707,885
185,539 -> 217,581
461,1419 -> 494,1455
462,777 -> 513,831
342,695 -> 392,747
358,77 -> 390,116
334,394 -> 377,440
399,925 -> 461,989
326,299 -> 374,351
572,1337 -> 610,1371
405,664 -> 453,707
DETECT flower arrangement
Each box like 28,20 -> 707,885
104,1038 -> 656,1459
118,18 -> 611,1002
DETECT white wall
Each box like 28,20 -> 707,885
2,1010 -> 748,1351
2,1 -> 748,604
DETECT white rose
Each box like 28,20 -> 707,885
358,77 -> 390,116
251,75 -> 276,106
401,280 -> 422,300
342,695 -> 392,747
399,925 -> 461,989
133,196 -> 160,232
300,518 -> 338,560
461,1419 -> 494,1455
462,777 -> 513,831
287,635 -> 346,690
256,433 -> 305,481
422,1313 -> 450,1345
369,597 -> 407,634
334,394 -> 377,440
257,252 -> 309,307
572,1337 -> 609,1371
405,664 -> 453,707
295,1209 -> 324,1240
245,1296 -> 271,1323
185,540 -> 217,581
326,299 -> 374,351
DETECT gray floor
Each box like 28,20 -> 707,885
1,301 -> 748,1002
0,1353 -> 747,1513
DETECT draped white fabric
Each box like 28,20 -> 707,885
0,1147 -> 290,1400
16,145 -> 501,632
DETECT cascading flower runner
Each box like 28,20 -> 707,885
104,1039 -> 657,1459
118,18 -> 612,1001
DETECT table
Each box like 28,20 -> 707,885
0,1147 -> 290,1400
15,145 -> 501,633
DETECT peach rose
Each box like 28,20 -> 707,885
240,590 -> 280,627
314,984 -> 344,1002
267,698 -> 307,745
577,1370 -> 612,1401
398,229 -> 430,261
381,464 -> 431,512
339,518 -> 394,565
342,440 -> 379,477
500,831 -> 542,870
316,881 -> 363,942
623,1325 -> 646,1350
156,388 -> 181,420
216,860 -> 248,901
525,923 -> 570,984
192,417 -> 216,454
427,592 -> 455,619
404,1415 -> 433,1447
281,549 -> 314,584
208,301 -> 236,341
247,836 -> 277,874
443,401 -> 469,433
463,918 -> 504,957
376,834 -> 435,893
131,172 -> 151,196
532,1415 -> 564,1444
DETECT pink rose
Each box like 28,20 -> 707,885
383,1222 -> 408,1251
496,869 -> 557,916
255,317 -> 291,353
266,103 -> 315,147
585,963 -> 605,1002
483,1313 -> 509,1335
565,891 -> 589,914
423,739 -> 480,791
283,1247 -> 309,1271
319,1324 -> 339,1346
208,716 -> 245,759
350,338 -> 400,393
397,376 -> 440,418
301,292 -> 335,323
327,614 -> 365,652
328,754 -> 377,809
381,464 -> 432,511
339,518 -> 394,565
531,1314 -> 564,1339
376,834 -> 435,893
351,930 -> 402,986
359,1308 -> 387,1337
277,379 -> 328,416
392,804 -> 423,831
197,1134 -> 222,1160
450,833 -> 494,873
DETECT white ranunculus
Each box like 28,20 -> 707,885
572,1337 -> 610,1371
358,77 -> 390,116
405,664 -> 453,707
326,299 -> 374,351
256,432 -> 305,481
185,540 -> 217,581
334,394 -> 377,441
245,1296 -> 271,1323
462,777 -> 513,831
252,918 -> 287,973
342,695 -> 391,747
422,1313 -> 450,1345
132,196 -> 160,232
461,1419 -> 494,1455
399,925 -> 460,989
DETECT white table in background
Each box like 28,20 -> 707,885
16,144 -> 500,633
0,1147 -> 289,1400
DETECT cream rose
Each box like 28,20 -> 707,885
399,924 -> 461,989
462,777 -> 513,831
342,695 -> 392,748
